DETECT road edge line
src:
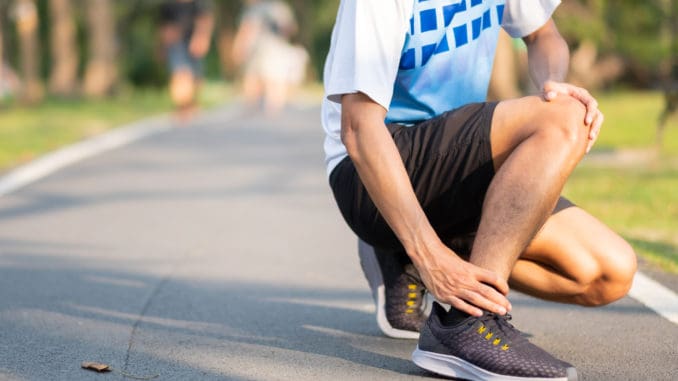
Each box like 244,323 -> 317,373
629,271 -> 678,325
0,115 -> 172,197
0,104 -> 240,197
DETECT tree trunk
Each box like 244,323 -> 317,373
48,0 -> 78,96
0,7 -> 4,103
215,1 -> 239,80
14,0 -> 43,104
657,0 -> 678,147
83,0 -> 117,98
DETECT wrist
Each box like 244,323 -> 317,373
404,228 -> 450,269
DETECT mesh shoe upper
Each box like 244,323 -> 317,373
383,263 -> 427,332
418,302 -> 574,379
358,241 -> 428,335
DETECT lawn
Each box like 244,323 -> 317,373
0,82 -> 232,172
595,90 -> 678,155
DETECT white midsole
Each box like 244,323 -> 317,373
412,347 -> 572,381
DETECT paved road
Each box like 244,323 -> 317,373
0,104 -> 676,381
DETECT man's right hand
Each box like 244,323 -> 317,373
413,240 -> 511,317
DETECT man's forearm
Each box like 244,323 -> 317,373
340,94 -> 440,260
524,20 -> 569,89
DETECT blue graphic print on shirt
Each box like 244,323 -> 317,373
386,0 -> 506,124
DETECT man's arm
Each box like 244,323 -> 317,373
523,19 -> 604,152
189,11 -> 214,58
341,93 -> 510,317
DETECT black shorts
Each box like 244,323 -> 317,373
329,102 -> 497,258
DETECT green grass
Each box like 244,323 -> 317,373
0,82 -> 232,172
595,90 -> 678,155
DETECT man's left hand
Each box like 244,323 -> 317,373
543,80 -> 604,153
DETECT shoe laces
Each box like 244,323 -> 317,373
471,312 -> 521,351
403,266 -> 425,314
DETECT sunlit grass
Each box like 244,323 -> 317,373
0,82 -> 232,172
594,90 -> 678,155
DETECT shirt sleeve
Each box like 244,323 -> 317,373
324,0 -> 411,110
502,0 -> 561,38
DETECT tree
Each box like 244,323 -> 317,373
48,0 -> 78,96
657,0 -> 678,147
83,0 -> 117,97
13,0 -> 43,103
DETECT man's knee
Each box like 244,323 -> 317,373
577,242 -> 637,306
536,96 -> 588,153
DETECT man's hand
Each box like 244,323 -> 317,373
414,241 -> 511,317
542,80 -> 604,153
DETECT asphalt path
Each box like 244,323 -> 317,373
0,104 -> 676,381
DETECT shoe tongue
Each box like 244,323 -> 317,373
441,305 -> 471,327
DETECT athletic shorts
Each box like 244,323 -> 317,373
167,41 -> 203,77
329,102 -> 497,258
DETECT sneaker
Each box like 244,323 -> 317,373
413,302 -> 578,381
358,239 -> 427,339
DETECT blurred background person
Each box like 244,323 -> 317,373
159,0 -> 214,117
231,0 -> 308,116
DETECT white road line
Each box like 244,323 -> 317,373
0,106 -> 677,327
0,115 -> 171,197
629,272 -> 678,325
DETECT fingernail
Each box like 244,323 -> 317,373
547,91 -> 556,99
498,307 -> 507,315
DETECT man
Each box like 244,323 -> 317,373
231,0 -> 308,115
159,0 -> 214,114
321,1 -> 637,380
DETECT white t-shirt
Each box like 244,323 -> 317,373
321,0 -> 561,175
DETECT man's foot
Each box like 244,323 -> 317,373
358,240 -> 427,339
413,302 -> 578,381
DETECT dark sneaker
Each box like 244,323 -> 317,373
358,239 -> 427,339
413,302 -> 578,381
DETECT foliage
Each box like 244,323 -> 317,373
0,1 -> 673,91
554,0 -> 672,86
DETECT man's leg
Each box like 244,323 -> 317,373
469,95 -> 615,283
413,96 -> 633,381
510,198 -> 636,306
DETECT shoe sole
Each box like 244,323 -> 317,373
358,240 -> 420,340
412,347 -> 578,381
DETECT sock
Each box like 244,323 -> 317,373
441,305 -> 471,326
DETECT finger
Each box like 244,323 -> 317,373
473,284 -> 511,315
588,110 -> 604,139
586,111 -> 604,153
582,97 -> 598,125
544,90 -> 558,101
448,295 -> 484,317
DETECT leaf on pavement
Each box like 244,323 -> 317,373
81,362 -> 111,373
